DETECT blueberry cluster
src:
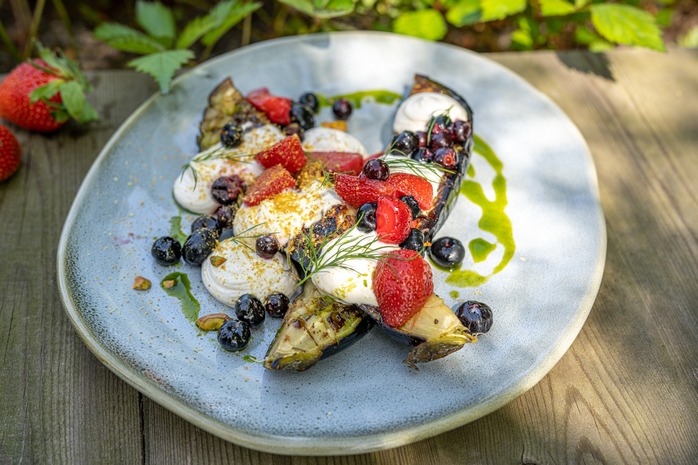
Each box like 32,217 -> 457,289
389,115 -> 472,169
217,292 -> 290,351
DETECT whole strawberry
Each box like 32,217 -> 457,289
0,125 -> 21,181
0,44 -> 98,132
373,249 -> 434,328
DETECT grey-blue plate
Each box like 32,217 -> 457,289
57,32 -> 606,455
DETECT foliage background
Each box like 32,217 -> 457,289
1,0 -> 697,75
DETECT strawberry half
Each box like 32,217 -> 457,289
0,125 -> 22,181
373,249 -> 434,328
385,173 -> 433,210
375,196 -> 412,244
333,173 -> 396,208
243,164 -> 296,206
246,88 -> 292,126
307,151 -> 364,176
255,135 -> 307,174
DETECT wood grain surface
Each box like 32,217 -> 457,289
1,49 -> 697,465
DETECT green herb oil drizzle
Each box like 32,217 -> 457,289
446,134 -> 516,288
316,90 -> 402,110
168,216 -> 188,245
160,272 -> 200,322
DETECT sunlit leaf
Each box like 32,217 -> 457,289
480,0 -> 526,22
393,9 -> 447,41
445,0 -> 481,27
591,4 -> 665,51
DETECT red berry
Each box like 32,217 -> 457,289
246,88 -> 292,126
385,173 -> 433,210
255,135 -> 307,174
307,151 -> 364,176
333,174 -> 396,208
373,249 -> 434,328
375,196 -> 412,244
243,164 -> 296,206
0,125 -> 22,181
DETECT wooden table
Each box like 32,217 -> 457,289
1,47 -> 697,464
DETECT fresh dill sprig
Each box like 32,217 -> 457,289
180,146 -> 254,190
226,222 -> 275,252
380,155 -> 455,177
425,106 -> 453,146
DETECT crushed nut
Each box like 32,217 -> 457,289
209,255 -> 227,267
133,276 -> 151,291
320,120 -> 347,132
162,279 -> 176,289
196,313 -> 232,331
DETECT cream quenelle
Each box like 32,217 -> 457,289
393,92 -> 469,134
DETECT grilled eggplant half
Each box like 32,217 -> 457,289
264,284 -> 373,371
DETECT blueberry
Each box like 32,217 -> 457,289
284,122 -> 304,140
454,301 -> 493,334
356,203 -> 377,233
214,204 -> 237,230
151,236 -> 182,266
211,175 -> 244,205
265,293 -> 290,318
290,103 -> 315,131
362,159 -> 389,181
390,131 -> 418,156
429,114 -> 451,132
235,294 -> 265,326
299,92 -> 320,113
400,195 -> 420,219
332,98 -> 352,120
217,319 -> 251,351
411,147 -> 434,163
429,131 -> 453,151
451,120 -> 471,144
428,236 -> 465,269
220,123 -> 243,148
416,131 -> 428,148
182,228 -> 217,266
191,215 -> 221,237
256,235 -> 279,259
399,228 -> 425,254
433,147 -> 458,169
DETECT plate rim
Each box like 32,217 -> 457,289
57,30 -> 607,456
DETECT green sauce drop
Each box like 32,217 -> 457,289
168,216 -> 188,244
160,272 -> 200,322
449,290 -> 460,299
317,90 -> 402,110
446,134 -> 516,288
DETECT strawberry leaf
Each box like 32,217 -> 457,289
201,0 -> 262,47
29,79 -> 63,104
591,4 -> 665,51
393,9 -> 447,41
480,0 -> 526,22
539,0 -> 577,17
58,80 -> 99,124
176,15 -> 220,49
127,50 -> 194,94
94,23 -> 166,54
445,0 -> 481,27
136,1 -> 176,43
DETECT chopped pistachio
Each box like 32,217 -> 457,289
209,255 -> 226,267
320,120 -> 347,132
162,279 -> 176,289
133,276 -> 151,291
196,313 -> 232,331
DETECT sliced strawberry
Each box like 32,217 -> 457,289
246,88 -> 292,125
243,164 -> 296,206
373,249 -> 434,327
375,196 -> 412,244
385,173 -> 433,210
333,174 -> 396,208
255,135 -> 307,174
307,151 -> 364,176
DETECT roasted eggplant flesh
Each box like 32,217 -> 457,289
264,284 -> 373,372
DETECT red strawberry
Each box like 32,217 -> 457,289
385,173 -> 433,210
246,88 -> 292,126
255,135 -> 307,174
0,125 -> 21,181
373,249 -> 434,327
375,196 -> 412,244
0,45 -> 98,132
243,164 -> 296,206
333,173 -> 396,208
307,151 -> 364,175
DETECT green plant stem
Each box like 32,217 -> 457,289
242,14 -> 251,45
22,0 -> 47,59
51,0 -> 76,53
0,20 -> 21,61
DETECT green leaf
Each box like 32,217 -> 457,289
136,1 -> 176,42
202,1 -> 262,46
176,15 -> 220,49
511,28 -> 533,48
94,23 -> 166,54
574,0 -> 590,8
539,0 -> 576,17
57,80 -> 99,123
480,0 -> 526,22
29,79 -> 63,104
127,49 -> 194,94
679,26 -> 698,48
590,4 -> 665,51
588,39 -> 614,52
393,9 -> 447,41
279,0 -> 353,19
445,0 -> 481,27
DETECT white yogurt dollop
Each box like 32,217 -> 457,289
201,238 -> 297,307
393,92 -> 469,133
302,127 -> 368,156
311,230 -> 398,307
173,125 -> 284,214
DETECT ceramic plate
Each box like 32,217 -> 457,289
57,32 -> 606,455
